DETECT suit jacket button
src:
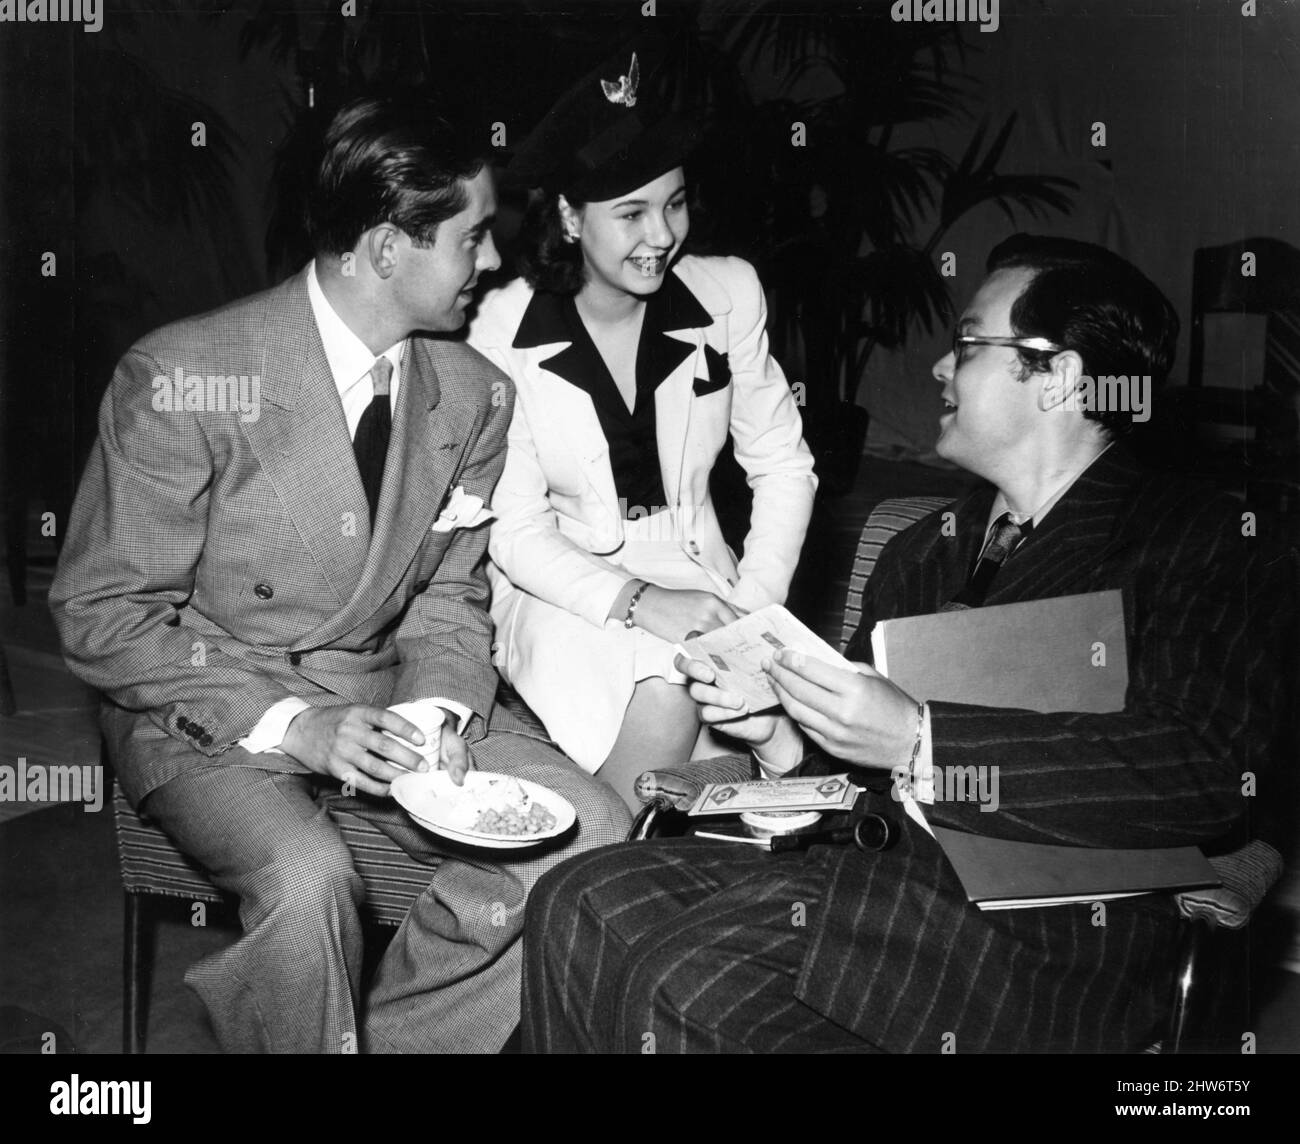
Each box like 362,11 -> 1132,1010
199,734 -> 213,747
288,651 -> 302,666
254,582 -> 274,600
176,716 -> 190,731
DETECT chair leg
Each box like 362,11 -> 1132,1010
1165,920 -> 1205,1054
123,893 -> 145,1055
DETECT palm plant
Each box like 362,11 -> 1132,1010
701,1 -> 1077,488
844,113 -> 1078,404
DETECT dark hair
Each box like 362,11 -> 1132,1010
986,234 -> 1179,438
306,96 -> 488,257
517,177 -> 705,295
519,190 -> 586,294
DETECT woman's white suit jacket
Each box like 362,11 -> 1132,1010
467,254 -> 817,629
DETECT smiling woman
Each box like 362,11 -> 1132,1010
467,43 -> 818,809
561,170 -> 690,312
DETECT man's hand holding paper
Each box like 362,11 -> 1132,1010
766,651 -> 917,773
675,604 -> 856,709
674,604 -> 922,776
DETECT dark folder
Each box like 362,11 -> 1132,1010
931,827 -> 1219,911
872,590 -> 1220,909
870,589 -> 1129,713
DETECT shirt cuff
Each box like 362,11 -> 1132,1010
428,698 -> 473,736
238,696 -> 312,755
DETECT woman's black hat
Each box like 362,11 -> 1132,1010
509,41 -> 701,202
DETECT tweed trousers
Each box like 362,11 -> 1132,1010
522,838 -> 874,1053
144,732 -> 632,1054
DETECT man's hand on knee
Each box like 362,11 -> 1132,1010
281,705 -> 429,797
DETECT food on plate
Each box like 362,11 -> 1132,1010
469,777 -> 559,836
474,802 -> 559,837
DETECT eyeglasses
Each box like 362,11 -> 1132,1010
951,332 -> 1064,367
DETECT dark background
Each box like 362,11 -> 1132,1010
2,0 -> 1298,595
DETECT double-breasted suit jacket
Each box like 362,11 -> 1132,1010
467,254 -> 818,630
52,267 -> 634,1054
52,266 -> 521,804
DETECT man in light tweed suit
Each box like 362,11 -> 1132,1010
522,235 -> 1295,1053
51,97 -> 630,1053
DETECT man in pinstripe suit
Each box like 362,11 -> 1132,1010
522,235 -> 1295,1053
51,97 -> 630,1054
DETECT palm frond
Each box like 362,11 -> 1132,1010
938,114 -> 1077,237
851,247 -> 955,351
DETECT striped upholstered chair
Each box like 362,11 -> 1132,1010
627,494 -> 1287,1053
110,687 -> 548,1053
111,776 -> 436,1053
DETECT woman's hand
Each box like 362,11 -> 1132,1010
633,586 -> 739,643
673,653 -> 783,747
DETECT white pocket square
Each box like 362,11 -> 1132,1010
431,486 -> 496,533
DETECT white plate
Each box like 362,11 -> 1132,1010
390,770 -> 576,849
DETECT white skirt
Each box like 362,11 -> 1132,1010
491,512 -> 731,773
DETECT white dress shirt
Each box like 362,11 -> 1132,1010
238,261 -> 470,757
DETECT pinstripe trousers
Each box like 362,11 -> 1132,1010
522,838 -> 875,1053
144,732 -> 632,1054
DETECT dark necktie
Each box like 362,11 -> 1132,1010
353,357 -> 392,524
945,512 -> 1032,610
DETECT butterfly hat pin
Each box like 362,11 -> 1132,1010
601,52 -> 639,107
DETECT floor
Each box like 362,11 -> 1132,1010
2,454 -> 1297,1053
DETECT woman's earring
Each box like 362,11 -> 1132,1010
563,227 -> 579,245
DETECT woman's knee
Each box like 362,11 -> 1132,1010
632,677 -> 700,723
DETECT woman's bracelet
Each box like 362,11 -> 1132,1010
905,702 -> 926,790
623,581 -> 649,630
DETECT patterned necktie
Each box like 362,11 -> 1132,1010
353,357 -> 392,524
945,512 -> 1032,610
